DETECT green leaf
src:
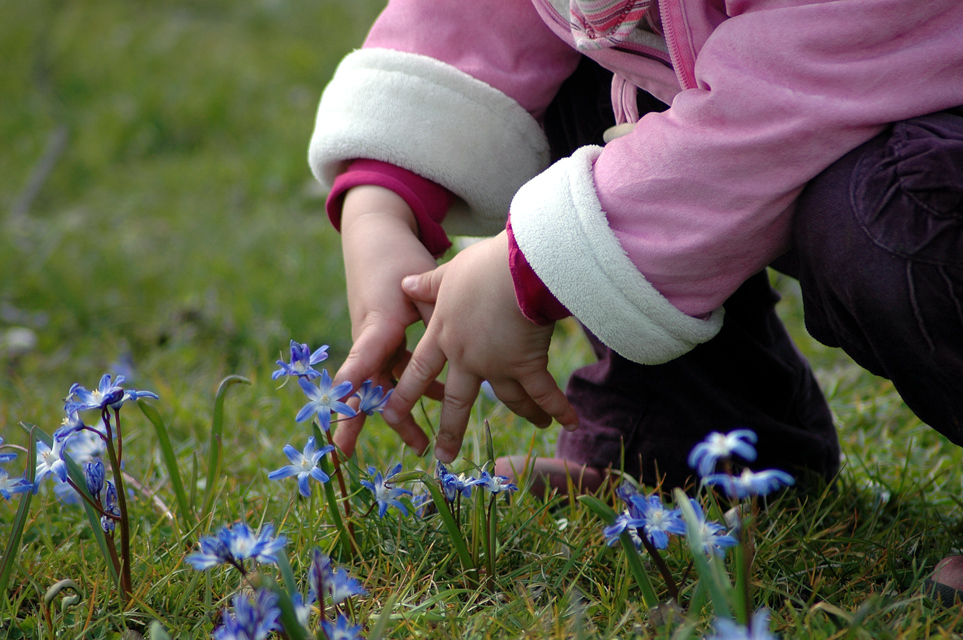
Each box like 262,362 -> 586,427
0,426 -> 38,595
417,472 -> 478,584
673,488 -> 733,620
200,375 -> 251,523
139,400 -> 195,535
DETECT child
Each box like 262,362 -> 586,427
309,0 -> 963,599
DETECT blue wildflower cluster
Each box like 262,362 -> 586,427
688,428 -> 795,499
272,340 -> 395,432
0,437 -> 32,500
360,463 -> 412,518
186,525 -> 366,639
436,461 -> 518,501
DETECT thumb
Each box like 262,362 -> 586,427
402,263 -> 447,304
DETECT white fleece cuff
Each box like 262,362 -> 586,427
510,146 -> 725,364
308,48 -> 550,237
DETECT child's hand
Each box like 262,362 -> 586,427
333,185 -> 443,457
384,230 -> 579,463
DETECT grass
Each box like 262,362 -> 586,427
1,1 -> 962,638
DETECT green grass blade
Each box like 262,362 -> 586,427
674,489 -> 732,620
139,400 -> 196,534
578,495 -> 659,608
313,424 -> 355,560
200,375 -> 251,524
275,546 -> 300,598
366,591 -> 399,640
0,425 -> 38,595
418,472 -> 477,583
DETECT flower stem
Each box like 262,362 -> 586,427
104,410 -> 132,600
638,534 -> 679,601
323,427 -> 358,553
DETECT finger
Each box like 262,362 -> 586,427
401,262 -> 448,305
434,368 -> 482,463
332,409 -> 366,458
393,350 -> 445,401
519,371 -> 580,432
333,325 -> 404,391
385,414 -> 432,457
384,330 -> 449,430
487,378 -> 552,429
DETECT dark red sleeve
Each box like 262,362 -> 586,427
507,219 -> 571,325
325,159 -> 454,258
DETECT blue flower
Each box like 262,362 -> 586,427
267,437 -> 335,497
65,374 -> 127,413
688,499 -> 738,556
308,549 -> 333,603
603,513 -> 641,547
307,550 -> 366,605
295,371 -> 356,431
115,387 -> 159,409
703,468 -> 795,500
328,567 -> 368,605
687,429 -> 758,477
101,481 -> 120,532
706,609 -> 777,640
35,438 -> 68,485
85,460 -> 105,501
0,436 -> 18,463
627,494 -> 686,550
355,380 -> 392,415
273,340 -> 329,380
185,523 -> 286,571
436,462 -> 474,501
471,471 -> 518,495
213,590 -> 281,640
321,615 -> 365,640
65,374 -> 157,414
360,463 -> 413,517
0,468 -> 32,500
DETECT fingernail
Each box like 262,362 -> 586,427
563,423 -> 578,432
401,275 -> 417,290
383,408 -> 398,423
435,447 -> 454,463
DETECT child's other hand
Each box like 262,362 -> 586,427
333,185 -> 443,457
384,230 -> 579,463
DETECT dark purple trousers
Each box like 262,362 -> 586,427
544,58 -> 963,489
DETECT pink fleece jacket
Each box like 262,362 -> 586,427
311,0 -> 963,364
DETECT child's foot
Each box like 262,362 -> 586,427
494,456 -> 605,497
924,556 -> 963,606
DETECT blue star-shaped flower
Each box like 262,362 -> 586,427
687,429 -> 758,477
328,567 -> 368,605
267,437 -> 335,497
295,371 -> 356,431
213,590 -> 280,640
360,463 -> 413,517
321,615 -> 365,640
273,340 -> 329,380
0,436 -> 19,463
703,468 -> 795,500
65,374 -> 127,413
687,499 -> 738,556
308,548 -> 333,603
603,513 -> 641,547
471,471 -> 518,495
628,494 -> 686,550
0,468 -> 32,500
355,379 -> 392,415
185,523 -> 286,570
35,438 -> 68,485
436,462 -> 474,501
706,608 -> 776,640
